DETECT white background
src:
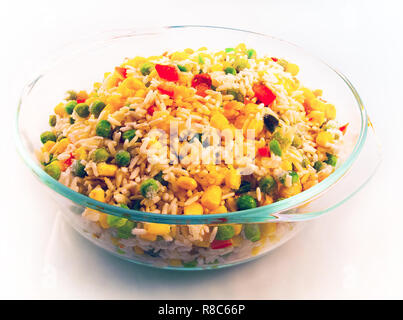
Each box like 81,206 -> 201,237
1,0 -> 402,299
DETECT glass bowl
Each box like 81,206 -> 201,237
16,26 -> 381,270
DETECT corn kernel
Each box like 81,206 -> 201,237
308,110 -> 325,125
232,224 -> 242,236
144,222 -> 171,235
133,246 -> 144,255
177,176 -> 198,191
279,182 -> 302,198
135,89 -> 146,98
98,213 -> 109,229
260,223 -> 277,237
73,147 -> 87,160
184,202 -> 203,215
169,259 -> 183,266
231,235 -> 242,247
97,163 -> 117,177
286,63 -> 299,76
210,64 -> 224,72
281,160 -> 293,171
193,240 -> 210,248
89,186 -> 105,202
201,186 -> 222,210
210,113 -> 229,130
210,205 -> 227,214
225,169 -> 241,190
316,131 -> 334,147
313,89 -> 323,97
140,233 -> 157,241
42,140 -> 55,153
171,51 -> 190,61
54,138 -> 69,154
310,99 -> 326,112
54,103 -> 67,117
325,103 -> 336,120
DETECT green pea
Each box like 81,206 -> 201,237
224,67 -> 237,75
65,101 -> 77,115
92,148 -> 110,162
90,101 -> 106,118
272,130 -> 291,148
44,161 -> 61,180
198,55 -> 204,65
71,160 -> 87,178
247,49 -> 256,59
117,220 -> 135,239
122,129 -> 136,142
233,58 -> 248,72
74,103 -> 90,118
292,135 -> 302,148
314,161 -> 324,171
69,117 -> 75,124
140,62 -> 154,76
223,89 -> 244,102
154,171 -> 168,186
65,90 -> 77,101
115,150 -> 131,167
236,195 -> 257,210
259,176 -> 277,194
129,199 -> 142,210
290,171 -> 299,184
140,179 -> 159,199
216,225 -> 235,241
244,224 -> 261,242
107,212 -> 128,228
177,64 -> 188,72
96,120 -> 112,138
225,47 -> 234,53
49,115 -> 56,127
40,131 -> 57,144
324,153 -> 337,167
235,180 -> 251,194
183,260 -> 198,268
269,139 -> 282,157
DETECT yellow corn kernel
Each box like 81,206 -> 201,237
313,89 -> 323,97
135,89 -> 146,98
316,131 -> 334,147
263,195 -> 274,206
89,186 -> 105,202
73,147 -> 87,160
325,103 -> 336,120
171,51 -> 190,61
184,202 -> 204,215
98,213 -> 109,229
97,163 -> 117,177
133,246 -> 144,255
210,113 -> 229,130
140,233 -> 157,241
281,160 -> 293,171
232,224 -> 242,236
279,182 -> 302,198
125,56 -> 147,68
193,240 -> 210,248
245,103 -> 259,114
121,77 -> 145,91
41,140 -> 55,153
235,43 -> 246,51
245,118 -> 264,136
177,176 -> 198,191
251,244 -> 264,256
54,138 -> 69,154
211,205 -> 227,214
310,99 -> 326,112
225,169 -> 241,190
231,235 -> 243,247
260,223 -> 277,237
286,62 -> 299,76
210,64 -> 223,72
144,222 -> 171,236
54,103 -> 67,117
169,259 -> 183,267
308,110 -> 325,125
184,48 -> 194,54
201,186 -> 222,210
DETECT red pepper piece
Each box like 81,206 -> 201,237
64,153 -> 75,167
115,67 -> 128,79
271,57 -> 278,62
257,147 -> 270,157
253,83 -> 276,106
157,85 -> 175,98
339,123 -> 349,134
191,73 -> 212,89
76,98 -> 86,104
195,83 -> 210,97
155,64 -> 179,82
147,105 -> 156,115
210,239 -> 232,250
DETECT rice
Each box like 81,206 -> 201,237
37,44 -> 344,268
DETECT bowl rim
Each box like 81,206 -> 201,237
15,25 -> 368,224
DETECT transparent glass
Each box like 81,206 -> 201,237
16,26 -> 381,269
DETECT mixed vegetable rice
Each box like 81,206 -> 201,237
36,44 -> 347,267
